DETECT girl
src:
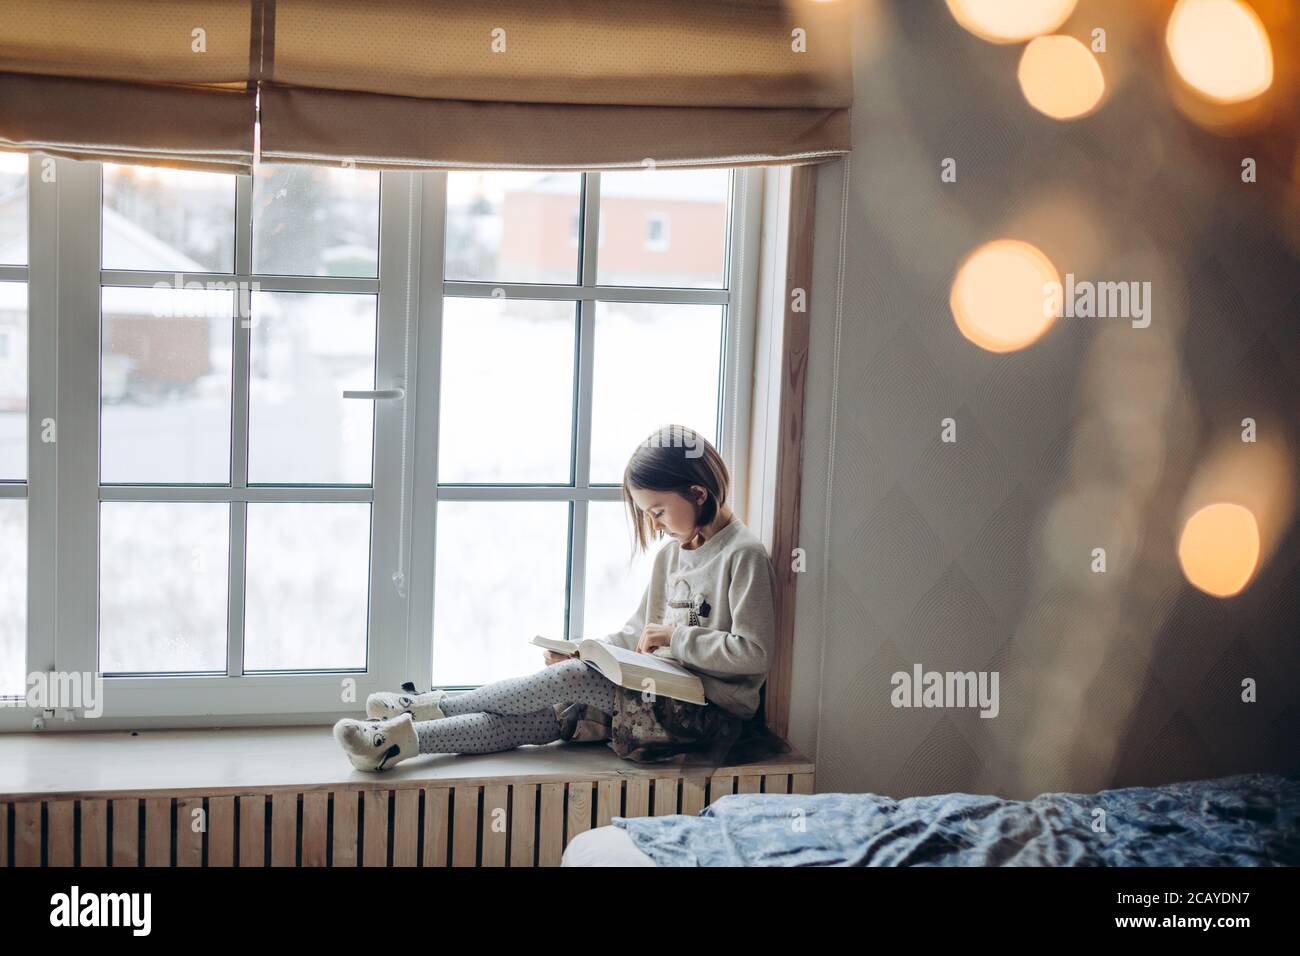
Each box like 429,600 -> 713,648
333,424 -> 787,771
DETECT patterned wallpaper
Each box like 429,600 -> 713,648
788,0 -> 1299,800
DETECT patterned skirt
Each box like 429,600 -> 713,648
554,685 -> 771,764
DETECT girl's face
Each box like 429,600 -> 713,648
629,485 -> 704,544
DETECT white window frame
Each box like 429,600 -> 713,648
0,160 -> 764,731
2,157 -> 49,728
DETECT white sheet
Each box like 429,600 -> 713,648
561,825 -> 658,866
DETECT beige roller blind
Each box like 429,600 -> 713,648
0,73 -> 256,173
0,0 -> 853,172
0,0 -> 257,171
261,0 -> 853,170
269,0 -> 849,108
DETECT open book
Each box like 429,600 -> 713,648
531,635 -> 706,706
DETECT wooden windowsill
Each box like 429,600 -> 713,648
0,725 -> 815,802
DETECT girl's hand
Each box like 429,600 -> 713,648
543,650 -> 577,666
636,624 -> 675,655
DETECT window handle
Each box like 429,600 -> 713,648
342,386 -> 405,401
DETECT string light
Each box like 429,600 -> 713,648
946,0 -> 1077,44
949,239 -> 1060,352
1166,0 -> 1274,104
1018,35 -> 1106,120
1178,503 -> 1261,597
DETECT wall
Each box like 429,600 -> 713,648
788,0 -> 1299,799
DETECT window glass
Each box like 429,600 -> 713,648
253,165 -> 380,278
0,500 -> 25,696
0,281 -> 27,480
438,297 -> 576,484
243,503 -> 372,671
589,302 -> 723,483
597,169 -> 729,288
100,286 -> 233,484
247,291 -> 377,485
0,153 -> 28,266
583,501 -> 667,641
102,164 -> 236,273
99,502 -> 230,674
432,501 -> 569,685
445,172 -> 581,284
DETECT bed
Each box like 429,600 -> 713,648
561,771 -> 1300,866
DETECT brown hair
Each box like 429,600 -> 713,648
621,424 -> 730,559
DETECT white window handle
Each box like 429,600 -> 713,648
342,387 -> 405,401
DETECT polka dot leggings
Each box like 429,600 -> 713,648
413,658 -> 618,755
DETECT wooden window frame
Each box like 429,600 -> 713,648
744,164 -> 817,739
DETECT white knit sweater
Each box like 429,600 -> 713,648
599,516 -> 777,720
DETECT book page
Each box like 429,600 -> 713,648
531,635 -> 579,654
595,641 -> 695,679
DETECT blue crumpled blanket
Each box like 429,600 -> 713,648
611,772 -> 1300,866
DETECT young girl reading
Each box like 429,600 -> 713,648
333,424 -> 786,771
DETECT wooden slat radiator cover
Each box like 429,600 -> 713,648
1,754 -> 814,867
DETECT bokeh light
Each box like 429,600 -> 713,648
1166,0 -> 1273,104
946,0 -> 1077,44
1018,35 -> 1106,120
949,239 -> 1060,352
1178,502 -> 1261,597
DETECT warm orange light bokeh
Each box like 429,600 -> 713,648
949,239 -> 1060,352
1166,0 -> 1273,104
946,0 -> 1078,44
1018,35 -> 1106,120
1178,502 -> 1261,597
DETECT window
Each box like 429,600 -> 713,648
94,163 -> 384,684
0,158 -> 761,726
645,213 -> 670,251
429,170 -> 738,688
